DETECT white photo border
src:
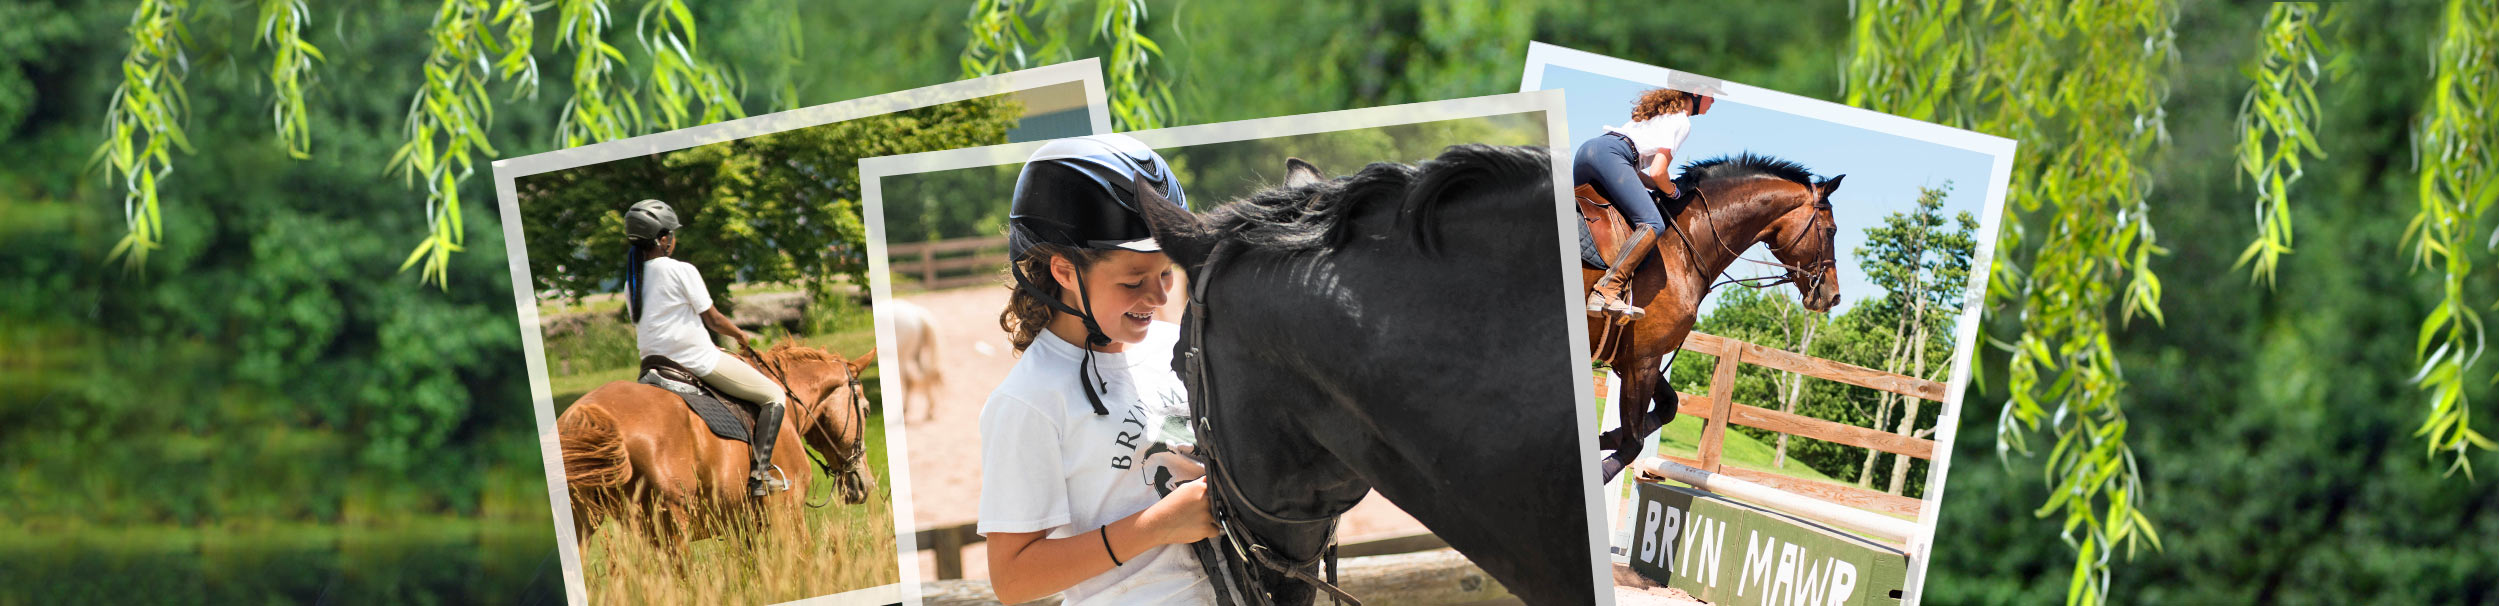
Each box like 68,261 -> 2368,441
490,60 -> 1113,606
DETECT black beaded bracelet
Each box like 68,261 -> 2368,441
1100,526 -> 1124,566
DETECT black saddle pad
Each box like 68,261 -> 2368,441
638,356 -> 758,444
1579,216 -> 1608,269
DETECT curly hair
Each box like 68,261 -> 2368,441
1629,88 -> 1696,122
999,243 -> 1110,353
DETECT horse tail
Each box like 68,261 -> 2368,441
559,404 -> 633,488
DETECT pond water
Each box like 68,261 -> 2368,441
2,520 -> 567,603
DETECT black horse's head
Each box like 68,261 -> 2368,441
1139,145 -> 1595,606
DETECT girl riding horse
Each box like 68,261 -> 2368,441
978,134 -> 1222,605
623,199 -> 790,497
1576,88 -> 1715,319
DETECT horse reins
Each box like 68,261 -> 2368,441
1181,239 -> 1363,606
745,344 -> 872,509
1688,181 -> 1835,295
1593,182 -> 1834,369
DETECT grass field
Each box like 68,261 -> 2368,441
573,414 -> 896,605
551,309 -> 898,604
1653,414 -> 1842,484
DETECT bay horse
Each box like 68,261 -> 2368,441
1139,145 -> 1594,606
1585,153 -> 1843,482
557,343 -> 879,553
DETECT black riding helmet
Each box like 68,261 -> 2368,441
1007,134 -> 1188,415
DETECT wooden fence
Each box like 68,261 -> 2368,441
889,236 -> 1012,292
1623,330 -> 1946,521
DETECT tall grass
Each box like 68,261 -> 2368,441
575,418 -> 897,605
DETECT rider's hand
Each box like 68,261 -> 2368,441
1140,479 -> 1220,545
1661,182 -> 1682,200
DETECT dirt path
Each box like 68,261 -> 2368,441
897,285 -> 1426,580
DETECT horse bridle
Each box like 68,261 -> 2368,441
746,345 -> 872,509
1180,239 -> 1363,606
1671,181 -> 1837,298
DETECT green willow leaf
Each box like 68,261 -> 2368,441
2231,3 -> 2341,288
959,0 -> 1176,131
393,0 -> 536,288
256,0 -> 323,160
2407,0 -> 2498,475
97,0 -> 192,271
1848,1 -> 2178,603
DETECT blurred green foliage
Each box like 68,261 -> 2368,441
1924,1 -> 2497,603
880,112 -> 1546,244
514,93 -> 1023,308
0,0 -> 2488,603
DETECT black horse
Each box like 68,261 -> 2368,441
1139,144 -> 1596,606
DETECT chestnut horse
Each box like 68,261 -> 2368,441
558,343 -> 879,552
1588,154 -> 1843,482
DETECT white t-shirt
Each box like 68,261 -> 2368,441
633,257 -> 723,375
978,321 -> 1213,606
1605,112 -> 1694,165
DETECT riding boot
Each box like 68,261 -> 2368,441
749,401 -> 790,497
1586,224 -> 1660,319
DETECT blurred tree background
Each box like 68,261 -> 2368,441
882,112 -> 1547,244
0,0 -> 2489,603
517,93 -> 1027,306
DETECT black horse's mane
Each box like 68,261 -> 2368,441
1201,144 -> 1552,254
1674,152 -> 1817,190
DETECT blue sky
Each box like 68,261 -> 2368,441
1538,66 -> 1997,315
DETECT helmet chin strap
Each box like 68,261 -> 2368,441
1010,257 -> 1115,416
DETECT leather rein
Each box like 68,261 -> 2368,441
745,344 -> 872,509
1181,239 -> 1363,606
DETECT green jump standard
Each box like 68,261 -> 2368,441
1627,482 -> 1907,606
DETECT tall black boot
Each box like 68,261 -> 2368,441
749,401 -> 789,497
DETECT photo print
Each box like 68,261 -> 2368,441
1524,42 -> 2016,606
492,62 -> 1111,606
857,91 -> 1612,605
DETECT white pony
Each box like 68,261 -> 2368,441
887,298 -> 945,422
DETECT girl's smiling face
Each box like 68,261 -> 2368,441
1048,249 -> 1176,352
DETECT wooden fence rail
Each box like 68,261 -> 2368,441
1627,330 -> 1948,521
889,236 -> 1012,292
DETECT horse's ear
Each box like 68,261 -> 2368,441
848,348 -> 876,373
1815,174 -> 1845,199
1136,174 -> 1218,270
1284,158 -> 1326,188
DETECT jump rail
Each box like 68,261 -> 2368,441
1633,457 -> 1917,544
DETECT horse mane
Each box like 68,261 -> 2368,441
761,342 -> 842,366
1674,152 -> 1817,190
1201,144 -> 1552,254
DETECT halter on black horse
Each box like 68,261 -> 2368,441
1156,182 -> 1363,606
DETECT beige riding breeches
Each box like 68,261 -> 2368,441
702,355 -> 789,406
